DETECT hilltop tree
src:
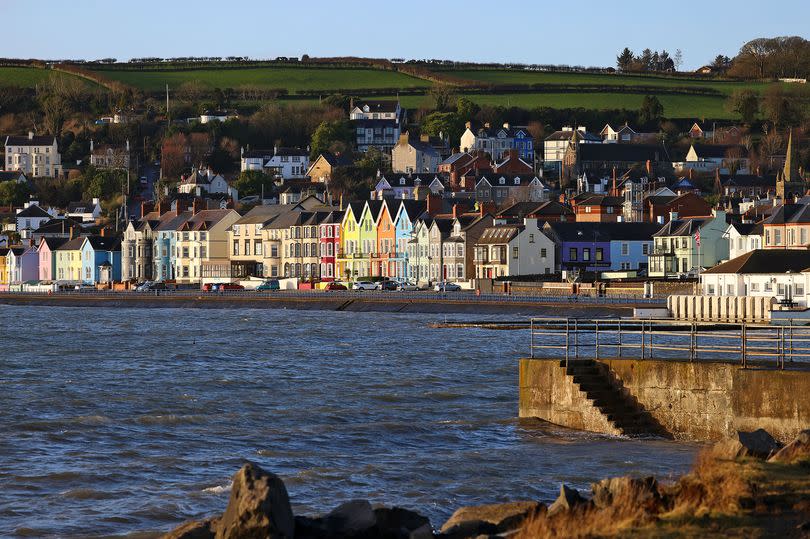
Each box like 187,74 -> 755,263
674,49 -> 684,71
617,48 -> 634,71
309,120 -> 352,160
428,83 -> 457,112
763,85 -> 807,127
421,111 -> 464,145
456,97 -> 480,120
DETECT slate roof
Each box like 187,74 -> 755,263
497,200 -> 574,219
5,134 -> 56,146
478,225 -> 524,244
547,222 -> 662,242
233,204 -> 299,225
576,195 -> 624,207
578,144 -> 670,162
16,205 -> 51,218
85,236 -> 121,252
764,204 -> 810,225
34,217 -> 84,234
354,100 -> 399,113
318,151 -> 354,167
440,153 -> 473,167
39,237 -> 68,251
728,222 -> 763,236
544,130 -> 601,142
56,237 -> 87,251
702,249 -> 810,274
653,218 -> 710,237
691,144 -> 748,159
67,201 -> 99,213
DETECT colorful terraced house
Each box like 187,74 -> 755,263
80,236 -> 121,284
337,201 -> 363,280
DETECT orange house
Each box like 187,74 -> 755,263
375,200 -> 397,277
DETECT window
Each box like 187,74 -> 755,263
775,229 -> 782,245
513,247 -> 519,259
541,248 -> 547,258
751,282 -> 759,292
233,241 -> 240,256
569,248 -> 577,261
583,248 -> 591,261
621,243 -> 629,256
529,234 -> 535,243
765,281 -> 773,292
707,284 -> 715,295
596,248 -> 603,261
797,283 -> 805,296
642,243 -> 650,255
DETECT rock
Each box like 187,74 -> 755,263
163,518 -> 219,539
713,429 -> 783,460
547,484 -> 589,517
373,506 -> 432,538
408,522 -> 434,539
294,515 -> 329,539
591,476 -> 661,511
769,430 -> 810,464
215,462 -> 294,539
437,519 -> 498,538
439,501 -> 541,534
322,499 -> 378,537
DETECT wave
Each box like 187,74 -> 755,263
202,482 -> 232,495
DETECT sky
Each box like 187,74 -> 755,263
2,0 -> 808,70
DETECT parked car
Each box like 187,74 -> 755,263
147,282 -> 167,291
352,281 -> 378,291
434,281 -> 462,292
324,282 -> 347,291
256,279 -> 280,291
378,280 -> 398,291
219,283 -> 245,291
395,280 -> 419,291
74,283 -> 95,291
134,281 -> 154,292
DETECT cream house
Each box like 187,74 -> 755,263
4,132 -> 62,177
474,218 -> 555,279
391,132 -> 441,174
174,208 -> 241,284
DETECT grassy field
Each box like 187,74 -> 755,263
446,69 -> 773,96
90,67 -> 430,93
0,66 -> 89,87
393,92 -> 733,119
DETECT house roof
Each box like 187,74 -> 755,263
271,147 -> 308,157
690,144 -> 748,159
318,151 -> 354,167
85,235 -> 121,252
5,134 -> 56,146
354,100 -> 399,113
233,204 -> 299,225
764,204 -> 810,225
67,200 -> 99,213
547,222 -> 662,242
702,249 -> 810,274
653,218 -> 710,237
39,237 -> 68,251
478,224 -> 524,244
728,222 -> 763,236
440,152 -> 473,167
576,195 -> 624,207
0,171 -> 25,181
56,237 -> 87,251
544,130 -> 601,142
498,201 -> 573,219
16,205 -> 51,218
34,217 -> 84,234
577,144 -> 670,162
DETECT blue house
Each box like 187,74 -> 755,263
80,235 -> 121,284
152,211 -> 191,281
392,199 -> 427,280
544,222 -> 662,273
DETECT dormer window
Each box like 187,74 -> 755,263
499,178 -> 505,185
400,178 -> 405,185
514,178 -> 520,185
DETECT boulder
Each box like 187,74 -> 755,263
437,519 -> 498,538
547,484 -> 589,517
713,429 -> 783,460
591,476 -> 661,512
439,501 -> 542,534
215,463 -> 295,539
163,518 -> 219,539
322,500 -> 378,537
373,506 -> 432,538
769,430 -> 810,464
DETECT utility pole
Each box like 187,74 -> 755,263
166,84 -> 170,123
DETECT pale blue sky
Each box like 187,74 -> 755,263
3,0 -> 808,70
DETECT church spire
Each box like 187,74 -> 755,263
784,129 -> 797,182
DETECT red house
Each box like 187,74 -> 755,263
318,210 -> 344,281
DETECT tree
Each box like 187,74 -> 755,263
0,180 -> 30,206
420,111 -> 464,145
640,49 -> 654,71
726,90 -> 760,123
233,170 -> 274,198
456,97 -> 480,120
428,83 -> 456,112
674,49 -> 684,71
638,95 -> 664,126
711,55 -> 732,73
309,120 -> 352,160
763,85 -> 806,127
616,48 -> 634,71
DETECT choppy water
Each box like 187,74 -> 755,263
0,305 -> 698,537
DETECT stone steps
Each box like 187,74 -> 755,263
560,359 -> 666,437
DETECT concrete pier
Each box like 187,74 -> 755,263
519,357 -> 810,442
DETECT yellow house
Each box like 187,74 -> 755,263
356,200 -> 383,278
55,236 -> 86,282
0,248 -> 9,287
174,209 -> 241,284
338,202 -> 364,280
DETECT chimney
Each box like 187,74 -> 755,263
688,168 -> 693,180
192,197 -> 202,215
611,167 -> 617,196
426,193 -> 442,216
90,139 -> 94,152
645,160 -> 652,176
100,227 -> 106,237
420,133 -> 430,143
484,122 -> 490,129
503,122 -> 510,129
69,226 -> 76,240
141,201 -> 154,216
452,204 -> 458,218
465,121 -> 472,129
480,201 -> 496,217
28,131 -> 34,140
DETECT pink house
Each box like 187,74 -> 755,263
38,237 -> 67,281
318,210 -> 344,282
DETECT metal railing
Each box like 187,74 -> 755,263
529,317 -> 808,369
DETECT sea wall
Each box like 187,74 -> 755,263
519,357 -> 810,442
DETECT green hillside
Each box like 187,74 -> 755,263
0,66 -> 89,87
90,66 -> 430,93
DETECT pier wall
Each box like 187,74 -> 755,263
519,357 -> 810,442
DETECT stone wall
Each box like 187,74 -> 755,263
519,357 -> 810,442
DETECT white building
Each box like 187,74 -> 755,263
66,198 -> 103,223
700,249 -> 810,307
199,110 -> 238,124
177,169 -> 236,198
542,127 -> 600,168
4,132 -> 63,178
264,148 -> 310,179
15,200 -> 57,239
725,222 -> 763,260
474,218 -> 555,279
240,149 -> 274,172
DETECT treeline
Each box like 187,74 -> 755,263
729,36 -> 810,79
616,48 -> 678,73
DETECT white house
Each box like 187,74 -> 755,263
177,169 -> 235,198
543,126 -> 600,167
725,222 -> 763,260
264,147 -> 310,179
199,110 -> 238,124
240,148 -> 274,172
474,218 -> 555,279
373,174 -> 446,200
66,198 -> 103,223
4,132 -> 63,178
15,200 -> 57,239
700,249 -> 810,307
678,143 -> 750,174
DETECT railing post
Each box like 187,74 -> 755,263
565,318 -> 570,367
741,322 -> 747,369
649,321 -> 654,359
530,319 -> 534,359
574,319 -> 579,359
595,320 -> 600,360
641,320 -> 645,360
789,319 -> 794,363
618,319 -> 622,358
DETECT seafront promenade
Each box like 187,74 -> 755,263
0,289 -> 663,314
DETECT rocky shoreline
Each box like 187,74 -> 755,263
163,428 -> 810,538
